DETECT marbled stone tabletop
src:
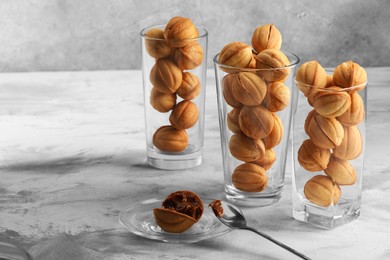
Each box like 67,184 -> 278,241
0,68 -> 389,259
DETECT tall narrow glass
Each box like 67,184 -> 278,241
141,25 -> 208,170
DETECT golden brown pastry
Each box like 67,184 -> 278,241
177,72 -> 201,100
333,61 -> 367,90
150,58 -> 182,94
153,125 -> 188,152
304,175 -> 341,207
222,74 -> 242,108
231,72 -> 267,106
153,190 -> 203,233
173,42 -> 203,70
164,16 -> 199,48
262,82 -> 290,112
326,74 -> 334,88
169,100 -> 199,130
251,24 -> 282,53
333,125 -> 363,160
337,92 -> 365,126
218,42 -> 253,71
229,134 -> 265,162
262,112 -> 283,149
232,163 -> 268,192
227,108 -> 242,134
144,28 -> 171,59
253,148 -> 276,170
255,49 -> 290,82
324,155 -> 357,185
295,60 -> 327,96
298,139 -> 330,172
313,86 -> 351,118
304,109 -> 317,135
307,87 -> 320,107
239,105 -> 274,139
247,54 -> 257,69
306,114 -> 344,149
150,87 -> 176,113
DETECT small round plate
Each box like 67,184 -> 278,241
119,197 -> 232,243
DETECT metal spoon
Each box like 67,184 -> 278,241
211,202 -> 311,260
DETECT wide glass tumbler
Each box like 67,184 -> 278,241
292,72 -> 367,229
141,25 -> 208,170
214,51 -> 299,206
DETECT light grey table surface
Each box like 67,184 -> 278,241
0,68 -> 389,260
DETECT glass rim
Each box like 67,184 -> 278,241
294,79 -> 368,92
213,50 -> 300,72
140,24 -> 208,42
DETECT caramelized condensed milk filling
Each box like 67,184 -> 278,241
153,190 -> 204,233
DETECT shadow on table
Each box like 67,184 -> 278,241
0,155 -> 112,174
72,228 -> 286,259
0,149 -> 157,174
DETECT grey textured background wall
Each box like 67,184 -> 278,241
1,0 -> 389,72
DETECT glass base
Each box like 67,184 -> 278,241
225,185 -> 282,207
293,197 -> 361,229
146,147 -> 202,170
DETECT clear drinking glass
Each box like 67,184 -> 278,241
214,51 -> 300,206
141,25 -> 208,170
292,70 -> 367,229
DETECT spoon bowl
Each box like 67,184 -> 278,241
211,200 -> 311,260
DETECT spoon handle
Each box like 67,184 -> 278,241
243,227 -> 311,260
